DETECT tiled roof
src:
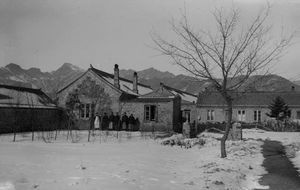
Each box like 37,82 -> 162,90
141,86 -> 175,98
139,83 -> 195,103
57,67 -> 153,96
134,83 -> 197,104
161,84 -> 197,104
197,91 -> 300,107
0,84 -> 57,109
90,68 -> 152,96
123,97 -> 174,103
122,84 -> 180,103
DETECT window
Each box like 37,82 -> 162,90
183,110 -> 191,122
86,104 -> 90,118
144,105 -> 157,122
80,104 -> 85,118
80,103 -> 92,119
207,110 -> 215,121
237,110 -> 246,122
287,110 -> 291,118
254,110 -> 261,122
297,111 -> 300,119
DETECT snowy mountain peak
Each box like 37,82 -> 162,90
5,63 -> 23,72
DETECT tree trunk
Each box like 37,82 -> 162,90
31,114 -> 34,141
13,128 -> 16,142
88,118 -> 92,142
221,97 -> 233,158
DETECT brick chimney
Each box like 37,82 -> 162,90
291,86 -> 295,91
159,82 -> 164,92
114,64 -> 120,89
133,72 -> 138,94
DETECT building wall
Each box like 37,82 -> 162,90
57,71 -> 122,113
173,96 -> 182,133
197,107 -> 226,123
197,106 -> 300,123
121,100 -> 175,131
289,108 -> 300,120
182,104 -> 197,123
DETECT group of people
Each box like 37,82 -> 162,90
93,112 -> 140,131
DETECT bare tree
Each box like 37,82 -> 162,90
75,78 -> 112,142
65,89 -> 80,141
66,77 -> 112,142
153,6 -> 292,157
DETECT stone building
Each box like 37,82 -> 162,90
121,84 -> 182,132
56,64 -> 153,129
158,83 -> 197,123
197,91 -> 300,123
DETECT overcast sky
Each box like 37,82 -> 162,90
0,0 -> 299,79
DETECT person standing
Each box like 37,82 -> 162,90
102,112 -> 109,130
114,112 -> 120,131
121,112 -> 128,130
94,113 -> 100,130
109,112 -> 114,130
128,114 -> 135,131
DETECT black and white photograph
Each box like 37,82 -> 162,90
0,0 -> 300,189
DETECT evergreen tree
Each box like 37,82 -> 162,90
267,96 -> 290,121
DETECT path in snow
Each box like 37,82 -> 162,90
256,140 -> 300,190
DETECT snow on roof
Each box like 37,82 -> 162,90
141,87 -> 175,98
160,84 -> 197,104
91,67 -> 152,95
0,85 -> 57,109
138,83 -> 197,104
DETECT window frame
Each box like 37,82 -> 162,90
237,110 -> 246,122
144,105 -> 158,122
296,111 -> 300,119
207,110 -> 215,121
254,110 -> 261,122
79,103 -> 92,119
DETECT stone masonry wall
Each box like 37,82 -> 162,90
196,106 -> 300,123
57,70 -> 121,113
121,101 -> 174,131
182,104 -> 197,123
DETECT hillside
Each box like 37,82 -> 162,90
120,68 -> 300,95
0,63 -> 84,97
0,63 -> 299,98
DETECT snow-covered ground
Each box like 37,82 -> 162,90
242,128 -> 300,176
0,130 -> 299,190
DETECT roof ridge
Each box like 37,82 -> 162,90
0,84 -> 43,94
56,70 -> 89,93
162,83 -> 197,97
91,67 -> 152,89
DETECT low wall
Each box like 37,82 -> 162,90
0,107 -> 65,134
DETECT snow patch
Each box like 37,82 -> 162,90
0,182 -> 15,190
8,76 -> 24,82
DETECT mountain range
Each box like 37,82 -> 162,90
0,63 -> 84,98
0,63 -> 299,99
